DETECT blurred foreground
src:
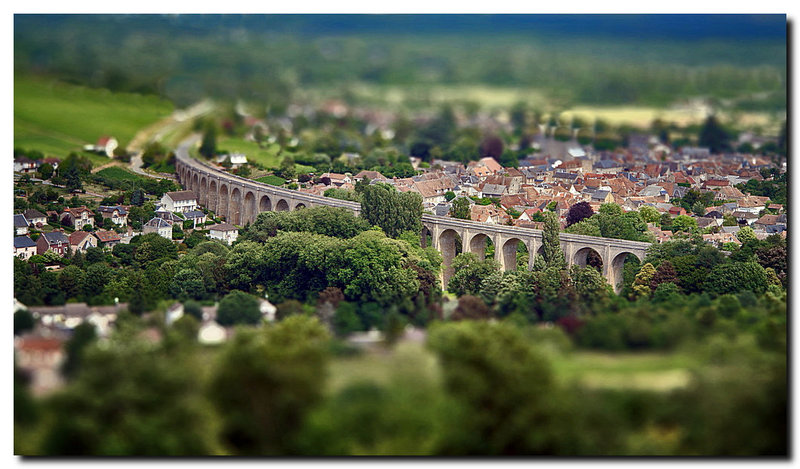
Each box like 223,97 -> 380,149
15,296 -> 786,456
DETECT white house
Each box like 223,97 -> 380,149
160,191 -> 198,213
97,205 -> 129,226
83,136 -> 118,157
207,223 -> 239,245
23,209 -> 47,227
14,214 -> 29,235
14,236 -> 37,260
143,217 -> 173,239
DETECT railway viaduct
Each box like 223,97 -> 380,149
175,138 -> 651,291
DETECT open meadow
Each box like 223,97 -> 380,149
14,76 -> 174,164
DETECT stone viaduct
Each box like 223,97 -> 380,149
175,139 -> 652,292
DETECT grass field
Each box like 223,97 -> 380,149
217,138 -> 283,168
96,166 -> 147,182
14,76 -> 174,164
327,339 -> 697,395
255,175 -> 286,186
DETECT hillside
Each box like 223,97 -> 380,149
14,76 -> 174,164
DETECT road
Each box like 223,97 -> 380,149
126,100 -> 215,180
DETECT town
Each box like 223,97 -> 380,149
13,13 -> 787,457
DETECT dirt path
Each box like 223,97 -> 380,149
125,100 -> 215,180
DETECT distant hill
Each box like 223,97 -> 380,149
14,15 -> 787,110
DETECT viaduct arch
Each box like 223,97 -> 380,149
175,138 -> 650,292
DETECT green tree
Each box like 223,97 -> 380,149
209,316 -> 330,455
199,122 -> 217,159
169,269 -> 207,301
449,197 -> 471,220
360,183 -> 423,238
671,215 -> 698,233
542,212 -> 566,269
444,191 -> 456,202
639,205 -> 661,224
631,262 -> 656,299
58,265 -> 86,300
40,337 -> 219,455
183,300 -> 204,320
698,114 -> 732,154
37,163 -> 54,180
447,253 -> 500,297
61,322 -> 97,379
14,310 -> 35,336
427,321 -> 569,454
692,201 -> 707,216
706,262 -> 769,295
737,226 -> 757,244
216,290 -> 262,326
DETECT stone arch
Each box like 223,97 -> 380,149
208,180 -> 218,213
218,184 -> 229,221
609,251 -> 643,293
500,237 -> 528,271
243,191 -> 257,224
230,187 -> 242,225
275,199 -> 290,212
199,176 -> 208,206
438,229 -> 463,289
467,233 -> 494,260
259,195 -> 272,213
421,225 -> 433,248
573,246 -> 604,273
294,202 -> 306,210
192,173 -> 199,196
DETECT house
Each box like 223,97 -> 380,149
95,230 -> 122,249
42,157 -> 60,171
14,236 -> 38,260
143,217 -> 173,239
155,210 -> 185,224
23,209 -> 47,227
668,206 -> 688,217
184,210 -> 207,228
14,156 -> 39,174
731,210 -> 759,225
754,214 -> 783,232
353,170 -> 387,182
97,205 -> 129,226
696,217 -> 718,230
37,231 -> 70,256
590,189 -> 614,204
702,232 -> 741,248
480,183 -> 507,198
413,179 -> 451,205
208,223 -> 239,245
14,214 -> 29,235
320,173 -> 352,187
160,191 -> 198,213
432,203 -> 451,217
83,136 -> 118,157
69,231 -> 98,253
477,157 -> 503,174
216,153 -> 248,166
60,206 -> 94,231
14,335 -> 65,396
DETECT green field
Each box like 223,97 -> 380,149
327,340 -> 697,395
255,175 -> 286,186
217,138 -> 283,168
217,137 -> 316,172
96,166 -> 147,182
14,76 -> 174,164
